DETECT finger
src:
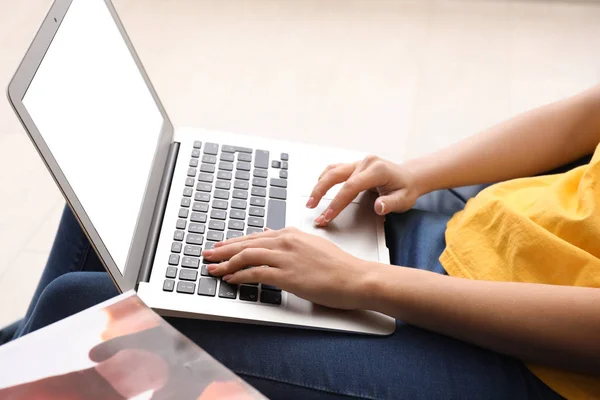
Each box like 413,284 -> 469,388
208,248 -> 283,276
315,169 -> 385,226
224,265 -> 282,286
203,237 -> 280,261
308,163 -> 356,208
318,163 -> 342,181
374,189 -> 411,215
211,228 -> 279,249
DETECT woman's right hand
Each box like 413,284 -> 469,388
307,155 -> 422,226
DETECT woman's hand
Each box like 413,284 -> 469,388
307,155 -> 422,226
202,228 -> 382,310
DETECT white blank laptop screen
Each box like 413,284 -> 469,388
22,0 -> 164,274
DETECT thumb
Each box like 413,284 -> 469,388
374,190 -> 412,215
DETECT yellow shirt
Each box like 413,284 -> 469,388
440,145 -> 600,400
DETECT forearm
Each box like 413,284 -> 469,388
404,85 -> 600,195
363,263 -> 600,376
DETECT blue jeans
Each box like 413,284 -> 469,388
0,188 -> 563,400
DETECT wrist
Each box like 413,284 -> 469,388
401,157 -> 441,196
355,261 -> 395,311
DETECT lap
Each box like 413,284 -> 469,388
11,204 -> 561,399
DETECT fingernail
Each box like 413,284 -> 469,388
314,215 -> 325,226
203,249 -> 214,257
223,274 -> 233,281
378,201 -> 386,215
207,264 -> 217,272
306,197 -> 315,208
323,208 -> 333,222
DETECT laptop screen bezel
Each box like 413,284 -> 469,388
6,0 -> 174,292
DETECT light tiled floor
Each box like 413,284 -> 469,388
1,0 -> 599,328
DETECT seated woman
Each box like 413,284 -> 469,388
2,85 -> 600,400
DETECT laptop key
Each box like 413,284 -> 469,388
185,177 -> 195,186
247,227 -> 263,235
204,143 -> 219,155
193,140 -> 202,149
235,170 -> 250,180
237,161 -> 251,171
183,187 -> 193,197
219,281 -> 238,299
251,187 -> 266,197
269,187 -> 287,200
193,202 -> 209,212
262,284 -> 282,292
163,280 -> 175,292
220,152 -> 235,162
281,152 -> 289,161
231,199 -> 247,209
214,189 -> 230,200
171,242 -> 182,253
219,161 -> 234,171
230,209 -> 246,220
177,281 -> 196,294
234,180 -> 249,190
168,254 -> 180,265
222,145 -> 236,153
208,220 -> 226,231
271,160 -> 281,168
238,153 -> 252,162
235,146 -> 252,154
227,230 -> 244,239
196,182 -> 212,192
195,192 -> 210,202
198,278 -> 218,296
200,264 -> 211,276
279,170 -> 288,179
250,197 -> 266,207
166,266 -> 177,279
202,154 -> 217,164
186,234 -> 204,245
181,198 -> 191,207
179,269 -> 198,282
228,220 -> 245,231
184,245 -> 202,257
216,180 -> 231,190
178,208 -> 189,218
189,158 -> 199,167
174,230 -> 184,241
248,217 -> 264,228
187,167 -> 197,177
253,169 -> 268,178
260,289 -> 282,305
217,170 -> 232,180
267,199 -> 286,230
207,230 -> 224,241
282,161 -> 289,170
190,212 -> 207,223
212,199 -> 228,210
176,219 -> 187,230
239,285 -> 259,302
197,173 -> 213,183
200,163 -> 215,173
270,178 -> 287,188
252,177 -> 267,187
191,149 -> 200,158
232,189 -> 248,200
182,257 -> 199,269
205,241 -> 217,250
255,150 -> 269,169
210,210 -> 227,220
249,206 -> 265,217
188,223 -> 206,234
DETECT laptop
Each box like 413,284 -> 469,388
7,0 -> 395,335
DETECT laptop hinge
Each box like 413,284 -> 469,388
137,141 -> 180,286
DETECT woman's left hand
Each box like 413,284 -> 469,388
202,228 -> 378,310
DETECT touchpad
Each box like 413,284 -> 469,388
300,197 -> 380,262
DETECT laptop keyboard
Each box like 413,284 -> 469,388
163,141 -> 289,306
